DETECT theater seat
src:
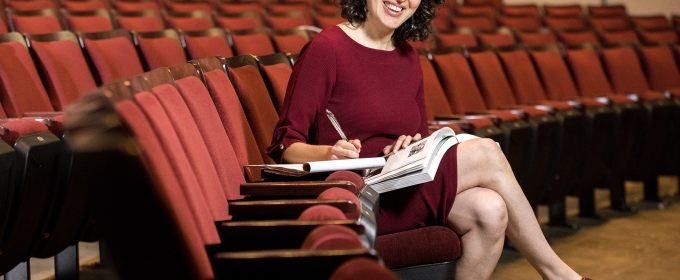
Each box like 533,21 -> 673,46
78,29 -> 145,85
180,28 -> 235,60
132,29 -> 188,70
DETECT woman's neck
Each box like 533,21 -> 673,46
340,21 -> 395,51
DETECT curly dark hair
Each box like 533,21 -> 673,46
340,0 -> 444,44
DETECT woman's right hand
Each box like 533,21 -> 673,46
329,139 -> 362,160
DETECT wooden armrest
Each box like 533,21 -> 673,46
433,114 -> 461,120
23,112 -> 63,118
228,199 -> 358,220
241,180 -> 357,197
216,220 -> 363,251
212,248 -> 378,279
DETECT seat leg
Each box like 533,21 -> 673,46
548,201 -> 578,229
55,245 -> 79,280
578,189 -> 599,218
609,180 -> 635,213
5,261 -> 29,280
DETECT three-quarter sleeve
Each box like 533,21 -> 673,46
265,35 -> 337,163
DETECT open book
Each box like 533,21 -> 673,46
364,127 -> 478,193
247,127 -> 477,192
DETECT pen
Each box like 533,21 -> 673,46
325,109 -> 349,141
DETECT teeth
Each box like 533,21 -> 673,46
385,3 -> 403,12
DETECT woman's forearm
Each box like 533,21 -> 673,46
282,142 -> 333,163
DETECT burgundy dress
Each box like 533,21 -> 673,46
265,26 -> 459,236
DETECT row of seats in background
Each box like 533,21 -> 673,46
0,0 -> 346,35
0,26 -> 464,278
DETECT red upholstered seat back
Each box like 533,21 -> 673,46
218,2 -> 262,14
215,14 -> 262,30
113,1 -> 160,12
497,15 -> 542,31
231,32 -> 276,56
0,103 -> 7,118
203,68 -> 265,165
184,34 -> 234,60
639,30 -> 680,45
467,51 -> 518,108
543,16 -> 588,31
558,30 -> 599,46
431,51 -> 488,114
260,63 -> 293,112
115,14 -> 164,32
65,14 -> 114,33
435,32 -> 478,48
544,5 -> 584,17
516,31 -> 558,47
0,21 -> 7,34
133,91 -> 222,245
638,45 -> 680,92
478,32 -> 515,47
11,14 -> 62,34
264,15 -> 312,31
228,64 -> 279,163
564,48 -> 615,98
418,55 -> 454,120
151,83 -> 232,217
314,15 -> 345,30
83,36 -> 145,84
63,0 -> 108,12
600,46 -> 651,94
451,16 -> 497,32
0,41 -> 53,117
599,30 -> 640,45
30,39 -> 97,110
631,16 -> 671,31
271,33 -> 308,54
497,49 -> 549,104
587,16 -> 631,31
501,5 -> 540,17
7,0 -> 58,11
174,76 -> 245,200
165,16 -> 214,31
137,35 -> 187,70
115,99 -> 214,279
529,49 -> 581,100
588,5 -> 627,17
166,1 -> 212,13
453,5 -> 496,17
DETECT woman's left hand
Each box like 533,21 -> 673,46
383,133 -> 422,155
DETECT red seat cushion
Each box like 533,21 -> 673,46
376,226 -> 461,269
0,119 -> 49,146
0,41 -> 53,117
66,15 -> 114,33
329,257 -> 400,280
300,224 -> 363,250
297,205 -> 346,221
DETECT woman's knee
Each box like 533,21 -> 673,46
472,191 -> 508,236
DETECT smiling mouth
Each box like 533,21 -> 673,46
384,2 -> 403,12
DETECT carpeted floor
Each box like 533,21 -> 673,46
492,176 -> 680,280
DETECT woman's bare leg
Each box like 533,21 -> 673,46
453,138 -> 581,280
448,187 -> 507,280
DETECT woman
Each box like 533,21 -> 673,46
265,0 -> 589,278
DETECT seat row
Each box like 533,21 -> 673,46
0,6 -> 344,35
411,26 -> 680,50
0,27 -> 311,112
419,41 -> 680,222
